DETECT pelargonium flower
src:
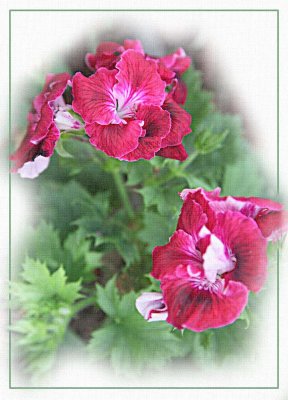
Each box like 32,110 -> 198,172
136,187 -> 288,332
85,39 -> 191,105
11,73 -> 82,178
85,39 -> 144,71
72,49 -> 191,161
180,187 -> 288,242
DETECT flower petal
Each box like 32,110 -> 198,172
152,229 -> 202,280
85,41 -> 124,70
161,277 -> 248,331
72,69 -> 119,125
86,120 -> 143,158
156,144 -> 188,161
17,156 -> 50,179
136,292 -> 168,322
160,97 -> 191,147
113,50 -> 166,110
214,211 -> 268,292
255,210 -> 288,241
121,105 -> 171,161
123,39 -> 144,54
160,48 -> 191,75
177,197 -> 208,240
202,234 -> 235,283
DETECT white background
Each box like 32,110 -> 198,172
1,0 -> 288,399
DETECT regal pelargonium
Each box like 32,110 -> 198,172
136,188 -> 288,332
73,48 -> 191,161
11,73 -> 82,178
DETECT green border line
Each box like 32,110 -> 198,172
9,8 -> 280,390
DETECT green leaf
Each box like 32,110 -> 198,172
89,286 -> 188,373
194,128 -> 229,154
22,221 -> 63,271
126,160 -> 153,186
182,66 -> 214,132
96,277 -> 120,319
55,138 -> 74,158
15,258 -> 82,305
138,211 -> 176,252
10,258 -> 83,380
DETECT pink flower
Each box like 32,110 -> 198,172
11,73 -> 82,178
136,187 -> 281,332
85,39 -> 144,71
158,48 -> 191,104
72,49 -> 191,161
180,187 -> 288,242
85,40 -> 191,105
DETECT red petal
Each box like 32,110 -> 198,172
177,197 -> 207,239
255,210 -> 288,241
162,278 -> 248,331
152,230 -> 202,280
123,39 -> 144,54
114,50 -> 166,109
72,70 -> 119,125
161,98 -> 191,147
214,211 -> 268,292
86,120 -> 143,158
160,48 -> 191,75
121,137 -> 163,161
171,79 -> 188,104
180,188 -> 218,231
157,143 -> 188,161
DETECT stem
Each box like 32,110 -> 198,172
71,296 -> 98,316
179,151 -> 198,171
112,169 -> 135,220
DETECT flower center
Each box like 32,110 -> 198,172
190,275 -> 225,294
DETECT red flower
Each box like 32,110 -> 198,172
136,187 -> 287,332
11,73 -> 82,178
180,187 -> 288,242
85,40 -> 191,105
73,49 -> 191,161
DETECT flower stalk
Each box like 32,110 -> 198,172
111,169 -> 135,220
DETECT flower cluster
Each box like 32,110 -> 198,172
11,39 -> 192,177
136,188 -> 288,332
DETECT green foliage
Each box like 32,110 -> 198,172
22,221 -> 103,282
11,258 -> 82,379
11,57 -> 271,380
194,128 -> 229,155
182,66 -> 214,132
89,279 -> 188,373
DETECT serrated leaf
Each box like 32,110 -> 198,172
88,289 -> 188,373
194,128 -> 229,154
16,258 -> 82,306
96,277 -> 120,319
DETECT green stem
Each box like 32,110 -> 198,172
179,151 -> 199,171
71,296 -> 98,315
112,169 -> 135,220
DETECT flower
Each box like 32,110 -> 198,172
180,187 -> 288,242
73,49 -> 191,161
11,73 -> 82,178
158,48 -> 191,104
85,39 -> 144,71
136,292 -> 168,322
136,187 -> 288,332
85,40 -> 191,106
